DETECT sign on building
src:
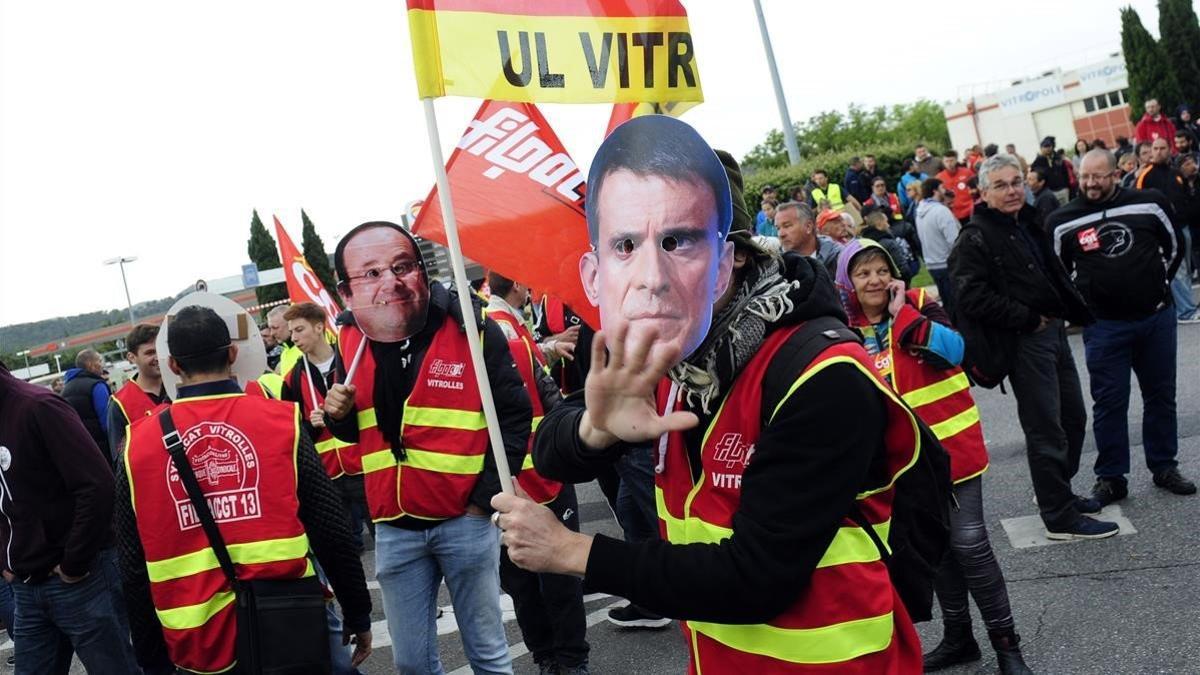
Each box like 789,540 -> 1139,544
998,74 -> 1067,117
1074,56 -> 1128,99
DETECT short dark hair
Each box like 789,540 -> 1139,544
1028,166 -> 1048,185
943,149 -> 959,158
167,306 -> 232,376
486,271 -> 516,299
586,116 -> 731,247
283,302 -> 327,325
125,323 -> 159,356
871,176 -> 887,186
921,178 -> 943,199
813,169 -> 828,177
864,154 -> 876,161
333,221 -> 427,296
984,143 -> 999,157
849,156 -> 862,166
1136,141 -> 1153,155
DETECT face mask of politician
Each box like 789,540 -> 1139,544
336,224 -> 432,343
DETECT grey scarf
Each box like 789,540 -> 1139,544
668,257 -> 797,414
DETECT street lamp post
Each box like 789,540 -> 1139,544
16,350 -> 30,374
103,256 -> 138,328
752,0 -> 801,166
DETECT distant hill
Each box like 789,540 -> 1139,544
0,295 -> 183,353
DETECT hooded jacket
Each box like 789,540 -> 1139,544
1048,186 -> 1183,320
1135,113 -> 1178,148
532,254 -> 898,624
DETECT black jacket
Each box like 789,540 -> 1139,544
950,202 -> 1092,333
115,380 -> 373,673
1047,187 -> 1183,320
328,282 -> 530,525
1031,154 -> 1070,191
61,370 -> 111,458
531,256 -> 894,624
1031,188 -> 1060,232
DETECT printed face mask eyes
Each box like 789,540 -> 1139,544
616,238 -> 635,255
661,235 -> 678,252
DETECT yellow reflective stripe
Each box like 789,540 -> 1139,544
522,454 -> 536,471
174,393 -> 244,403
902,372 -> 970,408
361,449 -> 397,474
403,405 -> 487,431
817,520 -> 891,568
403,448 -> 485,474
654,487 -> 733,544
654,487 -> 687,541
145,534 -> 311,583
315,437 -> 353,454
358,407 -> 377,430
156,591 -> 236,631
531,415 -> 543,432
690,611 -> 895,665
930,406 -> 981,440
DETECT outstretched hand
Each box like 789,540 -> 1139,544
578,324 -> 699,449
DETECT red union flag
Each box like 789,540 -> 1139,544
273,216 -> 340,334
412,99 -> 598,328
604,100 -> 698,137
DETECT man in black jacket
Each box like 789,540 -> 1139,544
1135,137 -> 1200,322
1049,149 -> 1194,505
60,348 -> 112,459
1031,137 -> 1071,204
949,154 -> 1117,541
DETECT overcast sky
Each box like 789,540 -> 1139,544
0,0 -> 1166,330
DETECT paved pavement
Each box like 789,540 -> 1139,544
28,322 -> 1200,674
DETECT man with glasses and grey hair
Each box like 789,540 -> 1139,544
1047,149 -> 1194,507
949,154 -> 1117,541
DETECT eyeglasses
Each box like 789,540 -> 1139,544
988,178 -> 1025,192
345,260 -> 423,284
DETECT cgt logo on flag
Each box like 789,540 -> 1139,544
459,107 -> 584,204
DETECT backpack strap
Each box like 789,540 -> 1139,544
760,316 -> 862,426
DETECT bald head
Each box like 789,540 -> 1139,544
75,348 -> 103,375
1080,149 -> 1119,203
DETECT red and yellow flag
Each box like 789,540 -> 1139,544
604,99 -> 698,137
407,0 -> 703,104
273,216 -> 341,334
411,99 -> 598,329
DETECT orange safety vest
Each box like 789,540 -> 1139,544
112,379 -> 161,423
124,393 -> 314,674
339,318 -> 490,522
654,325 -> 922,673
486,307 -> 561,504
284,359 -> 360,478
887,289 -> 989,484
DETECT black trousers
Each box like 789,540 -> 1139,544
933,477 -> 1016,632
1006,320 -> 1088,529
499,484 -> 590,668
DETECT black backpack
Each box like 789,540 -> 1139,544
949,224 -> 1019,389
767,317 -> 953,624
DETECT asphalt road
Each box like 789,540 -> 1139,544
27,322 -> 1200,674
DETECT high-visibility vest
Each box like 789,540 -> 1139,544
112,379 -> 160,423
339,317 -> 490,522
486,307 -> 561,504
654,325 -> 922,673
284,358 -> 359,478
278,344 -> 303,379
887,289 -> 989,484
810,183 -> 845,210
124,393 -> 314,674
255,372 -> 284,399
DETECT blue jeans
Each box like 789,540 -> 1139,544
315,560 -> 363,675
0,578 -> 14,641
11,548 -> 139,675
1171,228 -> 1197,319
375,515 -> 510,674
614,445 -> 658,545
1083,306 -> 1178,480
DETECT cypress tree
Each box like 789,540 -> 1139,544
300,209 -> 343,309
1121,7 -> 1183,119
246,209 -> 288,314
1158,0 -> 1200,106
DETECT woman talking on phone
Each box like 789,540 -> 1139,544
834,239 -> 1034,675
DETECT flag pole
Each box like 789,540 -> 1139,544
752,0 -> 800,166
419,96 -> 515,495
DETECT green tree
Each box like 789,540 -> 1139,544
1122,6 -> 1183,120
246,209 -> 288,315
300,209 -> 343,309
742,100 -> 950,172
1158,0 -> 1200,106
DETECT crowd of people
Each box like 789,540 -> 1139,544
0,103 -> 1196,675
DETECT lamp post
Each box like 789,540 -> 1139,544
752,0 -> 800,166
16,350 -> 30,374
103,256 -> 138,328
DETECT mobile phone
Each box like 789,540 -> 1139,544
888,287 -> 897,304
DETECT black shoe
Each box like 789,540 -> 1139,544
561,665 -> 591,675
1091,478 -> 1128,506
922,622 -> 981,671
1153,468 -> 1197,495
536,660 -> 560,675
606,603 -> 671,629
1045,515 -> 1119,541
1074,495 -> 1102,515
989,629 -> 1034,675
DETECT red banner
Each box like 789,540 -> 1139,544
273,216 -> 340,334
604,100 -> 699,137
412,99 -> 599,329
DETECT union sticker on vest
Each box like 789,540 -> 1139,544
169,422 -> 262,530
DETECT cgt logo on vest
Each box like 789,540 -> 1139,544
710,433 -> 755,490
427,359 -> 466,391
168,422 -> 262,531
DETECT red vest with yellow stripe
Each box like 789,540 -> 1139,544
112,379 -> 161,424
486,307 -> 561,504
124,393 -> 314,674
284,359 -> 360,479
339,318 -> 490,522
654,325 -> 922,673
886,289 -> 989,484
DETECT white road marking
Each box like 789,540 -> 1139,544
1001,505 -> 1137,548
